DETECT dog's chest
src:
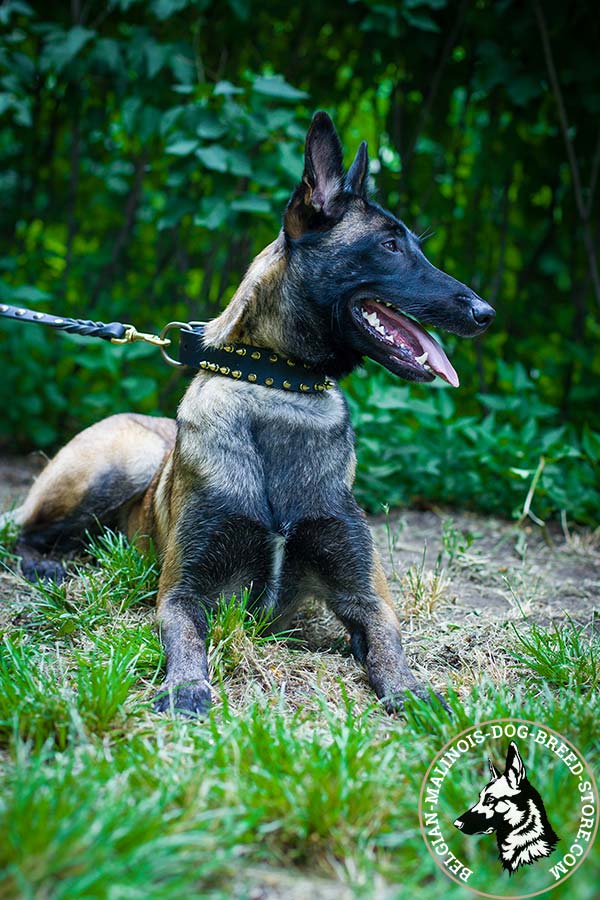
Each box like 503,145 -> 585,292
177,377 -> 355,524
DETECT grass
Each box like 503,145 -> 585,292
0,523 -> 598,898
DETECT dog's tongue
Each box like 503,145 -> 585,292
400,315 -> 460,388
370,301 -> 459,388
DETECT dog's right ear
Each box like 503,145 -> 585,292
284,111 -> 344,239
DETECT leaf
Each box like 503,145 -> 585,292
144,39 -> 167,78
166,139 -> 199,156
151,0 -> 194,20
401,10 -> 440,32
230,196 -> 271,214
93,38 -> 121,71
226,148 -> 252,177
194,198 -> 228,229
214,80 -> 244,96
196,145 -> 228,172
581,426 -> 600,462
252,76 -> 308,101
227,0 -> 250,20
196,111 -> 227,140
41,26 -> 95,72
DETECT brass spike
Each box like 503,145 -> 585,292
209,363 -> 219,372
299,383 -> 309,392
236,348 -> 247,356
16,309 -> 26,316
251,351 -> 261,360
248,373 -> 257,382
324,380 -> 334,390
221,345 -> 234,353
286,359 -> 295,367
269,354 -> 278,363
199,361 -> 209,369
265,377 -> 274,386
303,363 -> 310,369
315,384 -> 325,391
33,312 -> 44,319
232,370 -> 242,378
219,366 -> 230,375
283,380 -> 291,389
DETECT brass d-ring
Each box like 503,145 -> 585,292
159,321 -> 195,367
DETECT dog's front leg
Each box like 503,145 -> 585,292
154,585 -> 212,716
283,517 -> 439,711
347,549 -> 434,709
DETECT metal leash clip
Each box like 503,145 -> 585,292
111,324 -> 172,347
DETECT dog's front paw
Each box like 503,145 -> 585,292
22,558 -> 66,584
153,680 -> 212,717
381,682 -> 451,716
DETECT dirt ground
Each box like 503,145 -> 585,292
1,452 -> 598,698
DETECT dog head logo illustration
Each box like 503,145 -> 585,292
453,741 -> 560,874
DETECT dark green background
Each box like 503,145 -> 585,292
0,0 -> 598,521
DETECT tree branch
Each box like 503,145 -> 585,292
533,0 -> 600,309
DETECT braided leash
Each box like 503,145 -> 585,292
0,302 -> 169,346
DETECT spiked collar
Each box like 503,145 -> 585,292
179,326 -> 334,394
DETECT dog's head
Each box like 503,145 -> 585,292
283,112 -> 495,385
453,741 -> 527,836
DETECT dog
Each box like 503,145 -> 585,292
454,741 -> 559,873
9,111 -> 495,715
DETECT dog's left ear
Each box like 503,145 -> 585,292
488,758 -> 501,781
284,111 -> 344,238
504,741 -> 526,789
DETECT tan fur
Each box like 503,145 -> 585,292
203,235 -> 287,348
13,413 -> 176,533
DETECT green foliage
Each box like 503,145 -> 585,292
0,2 -> 598,523
347,360 -> 600,523
510,617 -> 600,691
0,637 -> 140,749
207,588 -> 282,680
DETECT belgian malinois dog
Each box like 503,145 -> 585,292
10,112 -> 494,715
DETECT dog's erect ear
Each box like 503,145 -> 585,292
284,111 -> 345,238
504,741 -> 526,789
488,758 -> 501,781
346,141 -> 369,197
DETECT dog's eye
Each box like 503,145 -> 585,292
382,238 -> 402,253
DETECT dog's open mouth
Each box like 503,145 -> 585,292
351,298 -> 459,387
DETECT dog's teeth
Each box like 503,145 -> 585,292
366,312 -> 379,326
376,324 -> 385,335
361,309 -> 369,320
415,352 -> 429,365
423,363 -> 432,372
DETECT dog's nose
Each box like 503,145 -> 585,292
453,819 -> 464,829
469,297 -> 495,329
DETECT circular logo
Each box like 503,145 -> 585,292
418,718 -> 598,899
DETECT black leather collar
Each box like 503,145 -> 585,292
179,326 -> 334,394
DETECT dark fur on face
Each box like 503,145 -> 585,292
278,112 -> 495,382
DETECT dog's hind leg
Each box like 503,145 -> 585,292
12,413 -> 176,582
